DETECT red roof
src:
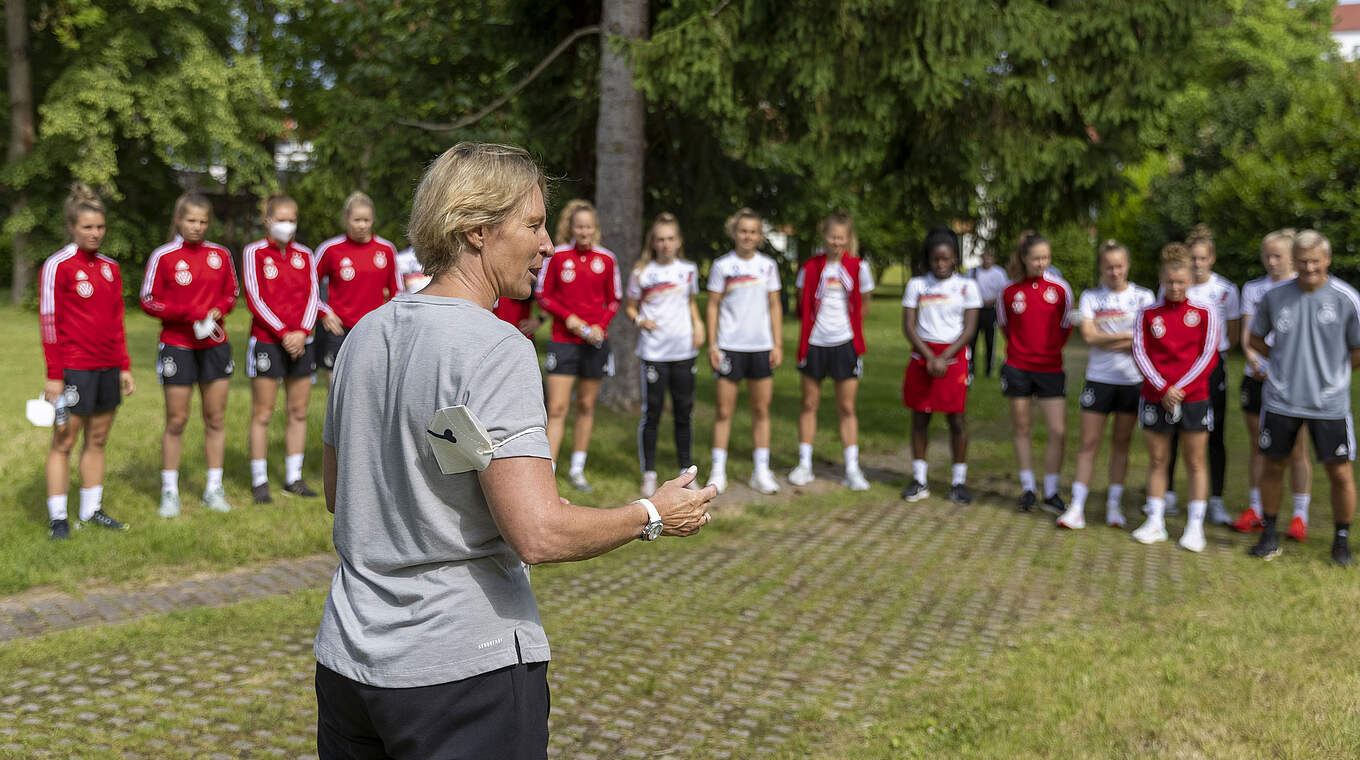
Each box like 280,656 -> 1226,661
1336,4 -> 1360,32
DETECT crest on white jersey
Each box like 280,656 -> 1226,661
1151,316 -> 1166,339
1183,309 -> 1200,327
590,256 -> 606,274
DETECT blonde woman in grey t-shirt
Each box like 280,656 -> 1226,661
314,143 -> 717,759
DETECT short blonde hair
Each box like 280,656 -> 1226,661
342,191 -> 375,224
725,207 -> 763,244
407,143 -> 547,281
1293,229 -> 1331,258
555,199 -> 599,247
1262,228 -> 1295,254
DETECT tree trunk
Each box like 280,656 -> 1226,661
6,0 -> 35,303
595,0 -> 647,411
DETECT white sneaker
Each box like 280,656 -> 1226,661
641,471 -> 658,498
567,470 -> 593,494
158,490 -> 181,519
1106,505 -> 1127,529
788,463 -> 815,486
1057,504 -> 1086,530
707,470 -> 727,494
749,468 -> 780,494
1207,501 -> 1232,526
842,467 -> 870,492
202,487 -> 231,513
1131,517 -> 1168,545
1178,521 -> 1207,553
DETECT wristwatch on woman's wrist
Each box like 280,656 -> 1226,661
636,498 -> 663,541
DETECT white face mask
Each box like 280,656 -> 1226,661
425,405 -> 544,474
269,220 -> 297,243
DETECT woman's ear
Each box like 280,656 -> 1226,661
465,225 -> 486,252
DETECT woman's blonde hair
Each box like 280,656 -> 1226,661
724,207 -> 763,246
1293,229 -> 1331,258
262,193 -> 296,221
1262,228 -> 1296,254
1186,223 -> 1215,255
636,212 -> 683,273
407,142 -> 547,281
342,191 -> 375,224
555,199 -> 599,247
1160,241 -> 1190,271
821,211 -> 858,257
1007,230 -> 1048,281
168,191 -> 212,242
64,183 -> 105,230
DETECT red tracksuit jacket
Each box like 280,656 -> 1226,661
1132,297 -> 1220,403
241,238 -> 319,344
39,244 -> 131,380
536,242 -> 622,344
139,237 -> 238,348
313,235 -> 399,329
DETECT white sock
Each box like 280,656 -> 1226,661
1209,495 -> 1224,511
161,469 -> 179,495
951,463 -> 967,486
1107,484 -> 1124,509
798,443 -> 813,469
569,451 -> 587,474
47,494 -> 68,522
1249,488 -> 1263,518
285,453 -> 304,484
912,459 -> 928,484
1071,482 -> 1089,510
1293,493 -> 1311,523
1146,497 -> 1166,522
205,468 -> 223,493
78,486 -> 102,521
250,459 -> 268,487
711,448 -> 727,474
753,448 -> 770,472
1187,499 -> 1207,527
1044,473 -> 1060,499
844,445 -> 859,471
1019,469 -> 1036,493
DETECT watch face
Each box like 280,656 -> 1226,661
644,521 -> 663,541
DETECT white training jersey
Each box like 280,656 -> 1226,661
395,247 -> 430,293
1179,274 -> 1240,353
901,272 -> 982,346
627,259 -> 700,362
968,264 -> 1009,304
1241,274 -> 1295,370
796,260 -> 875,347
1078,284 -> 1155,385
707,251 -> 781,352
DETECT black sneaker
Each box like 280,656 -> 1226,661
1332,538 -> 1353,567
253,483 -> 273,504
949,483 -> 973,505
283,479 -> 318,498
1018,490 -> 1036,512
48,519 -> 70,540
80,510 -> 129,531
1041,493 -> 1066,516
900,481 -> 929,502
1249,533 -> 1282,561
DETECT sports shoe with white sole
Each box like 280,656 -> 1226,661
1207,501 -> 1233,526
1106,506 -> 1127,529
901,481 -> 929,502
1057,504 -> 1086,530
158,490 -> 181,519
1131,517 -> 1168,545
842,467 -> 870,492
749,468 -> 780,495
80,510 -> 129,531
640,471 -> 658,498
1178,521 -> 1207,553
202,487 -> 232,513
788,464 -> 815,487
567,471 -> 593,494
706,471 -> 727,494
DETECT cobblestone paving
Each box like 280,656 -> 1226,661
0,484 -> 1245,758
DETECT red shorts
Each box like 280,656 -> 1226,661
903,343 -> 970,414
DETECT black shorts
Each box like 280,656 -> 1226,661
158,343 -> 234,385
1000,364 -> 1065,398
1079,380 -> 1141,415
545,340 -> 614,379
1259,411 -> 1355,463
1240,376 -> 1263,414
246,336 -> 316,379
317,327 -> 351,370
61,368 -> 121,416
1140,399 -> 1213,433
798,342 -> 863,381
715,349 -> 773,382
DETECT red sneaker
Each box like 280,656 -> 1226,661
1232,508 -> 1264,533
1287,516 -> 1308,542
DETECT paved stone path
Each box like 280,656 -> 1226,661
0,478 -> 1245,758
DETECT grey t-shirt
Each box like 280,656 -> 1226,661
1251,277 -> 1360,420
315,293 -> 552,688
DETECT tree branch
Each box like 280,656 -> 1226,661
397,24 -> 601,133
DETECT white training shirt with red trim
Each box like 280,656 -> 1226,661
536,242 -> 622,344
626,259 -> 700,362
997,272 -> 1075,373
1077,284 -> 1155,385
313,235 -> 399,328
39,244 -> 131,380
707,251 -> 782,352
1183,273 -> 1240,354
1132,297 -> 1220,403
241,238 -> 318,344
901,272 -> 982,346
139,237 -> 238,349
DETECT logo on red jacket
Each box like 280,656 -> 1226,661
562,258 -> 575,269
263,257 -> 279,280
339,257 -> 356,282
1043,287 -> 1059,304
373,251 -> 387,269
1183,309 -> 1200,327
290,253 -> 306,270
75,280 -> 94,298
101,263 -> 114,282
1151,315 -> 1166,339
561,268 -> 576,283
174,259 -> 193,286
1011,291 -> 1026,314
590,256 -> 606,275
207,251 -> 223,269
